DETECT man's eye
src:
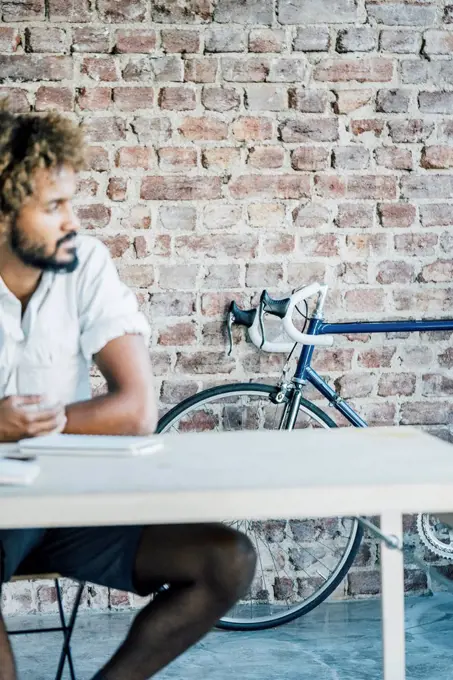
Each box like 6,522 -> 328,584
47,203 -> 59,213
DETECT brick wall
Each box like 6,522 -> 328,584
2,0 -> 453,613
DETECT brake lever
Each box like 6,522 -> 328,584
259,294 -> 266,350
227,309 -> 235,356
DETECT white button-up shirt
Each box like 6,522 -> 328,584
0,236 -> 150,405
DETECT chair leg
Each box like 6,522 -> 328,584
54,579 -> 84,680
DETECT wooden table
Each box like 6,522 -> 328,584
1,426 -> 453,680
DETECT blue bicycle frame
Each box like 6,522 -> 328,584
295,317 -> 453,428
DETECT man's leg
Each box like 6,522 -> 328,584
99,524 -> 256,680
0,612 -> 16,680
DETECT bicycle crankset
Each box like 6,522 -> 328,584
417,513 -> 453,560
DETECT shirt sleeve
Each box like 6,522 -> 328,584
77,239 -> 151,361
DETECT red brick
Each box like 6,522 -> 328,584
86,146 -> 109,172
76,178 -> 99,198
161,381 -> 198,404
294,204 -> 332,229
83,116 -> 126,142
422,374 -> 453,397
248,146 -> 285,169
229,175 -> 310,200
35,86 -> 73,111
262,234 -> 295,256
161,29 -> 200,53
114,29 -> 157,54
298,234 -> 339,257
100,234 -> 130,258
153,234 -> 171,257
2,0 -> 44,20
376,260 -> 416,285
0,55 -> 72,82
345,176 -> 398,200
158,147 -> 198,171
312,349 -> 354,372
345,288 -> 385,312
400,402 -> 452,426
232,117 -> 273,141
115,146 -> 156,170
358,347 -> 395,369
25,27 -> 68,53
141,177 -> 222,201
222,57 -> 270,82
345,234 -> 388,257
184,58 -> 217,83
81,57 -> 118,82
176,234 -> 258,260
249,203 -> 286,228
350,119 -> 385,137
121,207 -> 151,230
335,203 -> 374,229
203,265 -> 241,288
245,263 -> 284,288
72,27 -> 110,53
394,233 -> 437,257
314,58 -> 393,83
388,120 -> 434,143
48,0 -> 91,20
118,265 -> 154,289
335,373 -> 375,399
337,262 -> 368,285
99,0 -> 146,21
333,89 -> 374,114
113,87 -> 154,111
178,116 -> 228,141
421,146 -> 453,170
375,147 -> 413,170
439,347 -> 453,369
332,146 -> 370,170
420,203 -> 453,227
0,88 -> 29,112
291,147 -> 330,171
158,86 -> 196,110
201,147 -> 241,170
420,259 -> 453,283
152,0 -> 213,22
288,261 -> 327,288
279,118 -> 339,142
289,89 -> 328,114
134,234 -> 150,258
176,352 -> 235,376
107,178 -> 127,201
378,204 -> 416,228
402,175 -> 453,199
76,87 -> 111,111
393,288 -> 453,313
75,204 -> 111,229
131,114 -> 172,144
314,175 -> 346,199
202,86 -> 240,112
158,321 -> 197,347
249,29 -> 284,53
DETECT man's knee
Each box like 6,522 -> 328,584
204,526 -> 256,602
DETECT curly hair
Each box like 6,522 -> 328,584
0,99 -> 86,223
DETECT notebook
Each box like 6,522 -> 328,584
18,433 -> 164,457
0,457 -> 40,485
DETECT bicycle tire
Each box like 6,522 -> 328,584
157,383 -> 363,631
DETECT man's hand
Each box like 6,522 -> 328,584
0,395 -> 66,442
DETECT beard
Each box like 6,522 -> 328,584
10,222 -> 79,274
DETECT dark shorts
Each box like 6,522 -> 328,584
0,526 -> 145,593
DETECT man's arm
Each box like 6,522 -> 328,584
64,335 -> 158,436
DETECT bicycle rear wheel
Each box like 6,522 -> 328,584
157,383 -> 363,631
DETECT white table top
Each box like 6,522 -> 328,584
1,427 -> 453,529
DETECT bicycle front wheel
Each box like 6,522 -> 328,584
157,383 -> 363,631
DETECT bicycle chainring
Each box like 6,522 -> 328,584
417,513 -> 453,560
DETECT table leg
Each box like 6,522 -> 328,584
380,511 -> 405,680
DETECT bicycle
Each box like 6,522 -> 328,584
157,282 -> 453,631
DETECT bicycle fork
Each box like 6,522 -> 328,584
278,385 -> 303,430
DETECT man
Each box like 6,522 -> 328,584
0,105 -> 256,680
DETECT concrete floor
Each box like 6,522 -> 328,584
7,594 -> 453,680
